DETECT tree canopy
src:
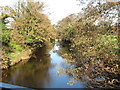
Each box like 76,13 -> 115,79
1,1 -> 56,69
57,0 -> 119,88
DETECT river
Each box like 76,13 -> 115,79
2,40 -> 85,88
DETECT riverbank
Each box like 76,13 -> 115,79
2,40 -> 85,88
1,49 -> 32,70
0,0 -> 56,70
1,42 -> 54,70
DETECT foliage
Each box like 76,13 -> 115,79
10,1 -> 56,48
1,1 -> 56,68
57,0 -> 120,88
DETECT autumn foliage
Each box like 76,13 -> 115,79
57,0 -> 120,88
1,1 -> 56,69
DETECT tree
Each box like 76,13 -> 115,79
1,0 -> 56,69
57,0 -> 120,88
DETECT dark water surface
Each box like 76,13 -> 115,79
2,40 -> 85,88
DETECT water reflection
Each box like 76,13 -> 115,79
2,46 -> 52,88
57,41 -> 120,88
2,42 -> 85,88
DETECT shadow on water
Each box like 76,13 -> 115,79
2,45 -> 52,88
2,41 -> 85,88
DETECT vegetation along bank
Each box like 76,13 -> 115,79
0,1 -> 56,69
56,1 -> 120,88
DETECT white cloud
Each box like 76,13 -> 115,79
0,0 -> 81,24
0,0 -> 18,6
40,0 -> 81,24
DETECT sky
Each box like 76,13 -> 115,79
0,0 -> 81,24
40,0 -> 81,24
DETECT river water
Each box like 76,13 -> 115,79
2,40 -> 85,88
